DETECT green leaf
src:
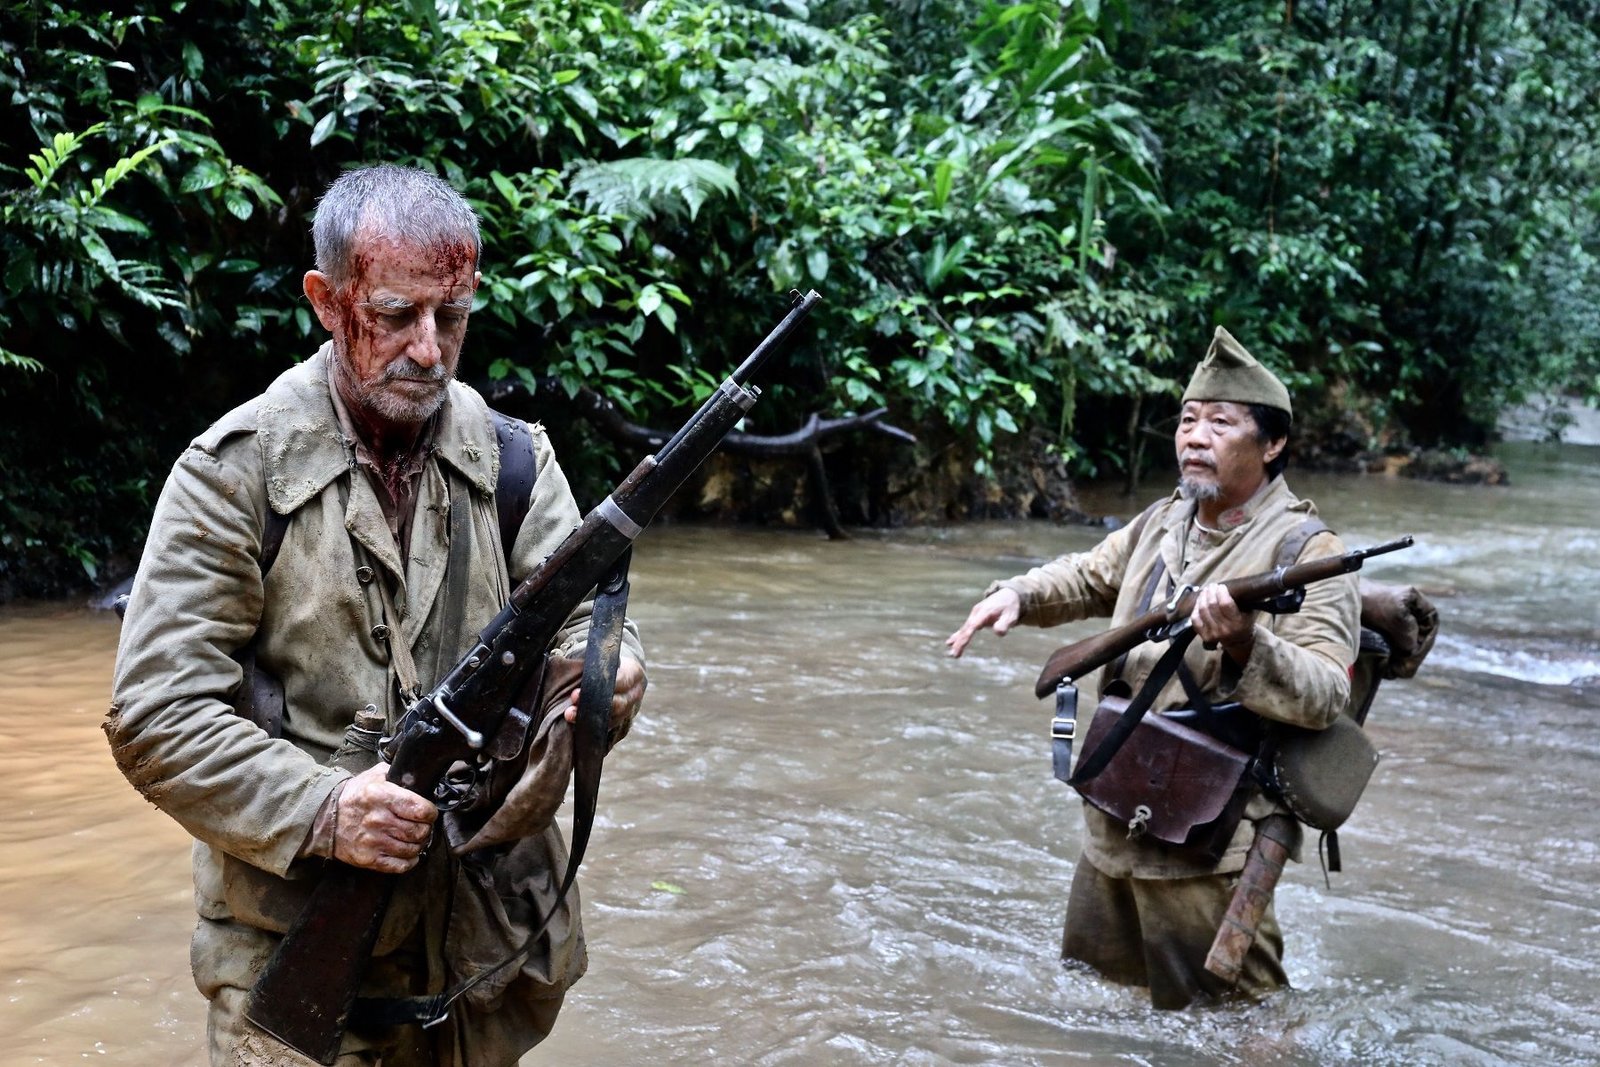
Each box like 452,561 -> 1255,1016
224,187 -> 253,220
806,247 -> 829,281
932,160 -> 954,210
310,112 -> 338,147
737,125 -> 764,158
180,160 -> 227,194
490,171 -> 519,208
650,881 -> 687,896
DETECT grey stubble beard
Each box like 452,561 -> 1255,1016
336,350 -> 451,428
1177,476 -> 1222,502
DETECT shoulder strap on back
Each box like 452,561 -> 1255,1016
259,507 -> 290,576
489,408 -> 538,558
1276,516 -> 1330,569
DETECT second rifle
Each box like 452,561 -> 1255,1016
1033,535 -> 1414,698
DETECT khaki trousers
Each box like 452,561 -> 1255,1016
1060,858 -> 1288,1009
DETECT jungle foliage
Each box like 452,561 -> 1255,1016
1,0 -> 1596,596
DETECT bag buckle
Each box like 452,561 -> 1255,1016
1126,803 -> 1153,840
1050,715 -> 1077,741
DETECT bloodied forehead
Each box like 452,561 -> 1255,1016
344,230 -> 478,299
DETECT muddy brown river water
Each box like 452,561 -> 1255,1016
2,442 -> 1597,1066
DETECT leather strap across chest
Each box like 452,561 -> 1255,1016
1050,513 -> 1328,786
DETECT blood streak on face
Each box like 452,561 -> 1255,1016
324,233 -> 480,444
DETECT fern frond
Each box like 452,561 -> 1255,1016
23,124 -> 107,191
76,138 -> 179,211
569,157 -> 740,221
111,258 -> 184,310
0,347 -> 45,373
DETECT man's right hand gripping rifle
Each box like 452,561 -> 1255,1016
245,289 -> 822,1064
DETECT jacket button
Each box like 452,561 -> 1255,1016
371,623 -> 390,641
356,566 -> 374,584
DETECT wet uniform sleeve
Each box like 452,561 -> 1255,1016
984,521 -> 1139,628
1220,530 -> 1360,729
105,434 -> 348,878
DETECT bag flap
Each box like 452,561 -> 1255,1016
1073,696 -> 1252,842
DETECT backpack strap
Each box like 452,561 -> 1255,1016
257,507 -> 290,575
256,408 -> 537,578
488,408 -> 538,560
1275,516 -> 1329,569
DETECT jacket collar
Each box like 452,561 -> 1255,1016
258,345 -> 498,515
1157,475 -> 1292,579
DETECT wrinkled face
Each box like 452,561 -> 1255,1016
1174,400 -> 1282,509
306,233 -> 479,434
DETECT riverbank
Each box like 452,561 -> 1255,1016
1497,393 -> 1600,445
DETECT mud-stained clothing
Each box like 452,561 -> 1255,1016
108,347 -> 644,1065
989,476 -> 1358,1004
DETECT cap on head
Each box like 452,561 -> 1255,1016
1180,326 -> 1291,418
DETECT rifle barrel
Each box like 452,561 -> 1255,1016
1032,534 -> 1416,698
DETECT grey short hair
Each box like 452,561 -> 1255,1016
311,164 -> 482,289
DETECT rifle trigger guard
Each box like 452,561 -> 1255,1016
433,765 -> 483,812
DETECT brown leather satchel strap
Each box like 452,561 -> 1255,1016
1068,628 -> 1198,786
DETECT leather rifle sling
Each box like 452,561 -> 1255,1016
1067,628 -> 1198,787
351,549 -> 634,1030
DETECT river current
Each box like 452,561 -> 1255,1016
1,441 -> 1596,1066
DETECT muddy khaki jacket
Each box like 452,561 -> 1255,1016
991,477 -> 1359,879
107,348 -> 644,1062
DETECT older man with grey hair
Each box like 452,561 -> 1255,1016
107,164 -> 647,1065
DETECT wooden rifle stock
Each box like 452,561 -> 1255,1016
245,868 -> 394,1062
244,289 -> 822,1063
1033,535 -> 1413,698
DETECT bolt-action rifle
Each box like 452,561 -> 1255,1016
245,289 -> 823,1064
1033,536 -> 1415,699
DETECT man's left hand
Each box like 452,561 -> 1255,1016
563,655 -> 646,744
1190,583 -> 1257,663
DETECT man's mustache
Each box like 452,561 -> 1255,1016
1180,450 -> 1216,470
381,358 -> 449,384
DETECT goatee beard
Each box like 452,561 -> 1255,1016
1178,476 -> 1222,502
